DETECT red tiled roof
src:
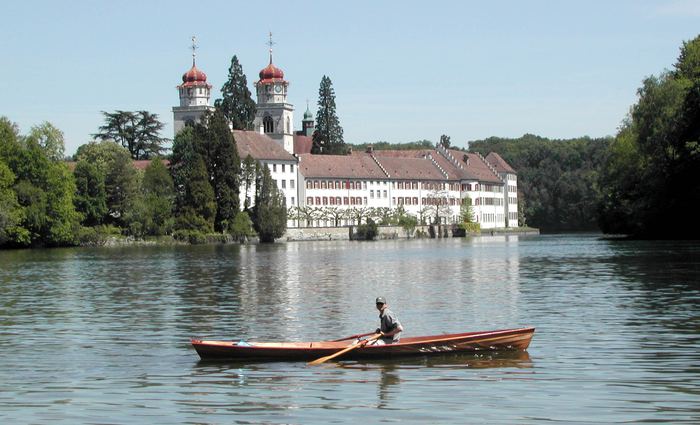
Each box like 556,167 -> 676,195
234,130 -> 296,162
299,153 -> 387,179
293,134 -> 313,155
446,149 -> 503,183
373,155 -> 446,180
485,152 -> 516,174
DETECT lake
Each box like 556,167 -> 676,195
1,235 -> 699,424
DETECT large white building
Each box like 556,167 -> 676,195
172,42 -> 519,230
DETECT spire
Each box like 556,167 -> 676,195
267,31 -> 275,64
191,35 -> 198,67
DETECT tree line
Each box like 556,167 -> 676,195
468,35 -> 700,238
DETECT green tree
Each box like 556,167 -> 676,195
439,134 -> 451,149
203,111 -> 241,232
312,75 -> 345,154
214,55 -> 256,130
598,35 -> 700,238
170,127 -> 215,233
230,210 -> 255,242
93,110 -> 168,160
103,146 -> 139,226
1,121 -> 79,246
141,158 -> 174,235
74,140 -> 139,227
73,160 -> 107,226
470,134 -> 610,231
0,162 -> 28,245
241,154 -> 256,211
29,122 -> 65,161
320,206 -> 347,227
251,162 -> 286,242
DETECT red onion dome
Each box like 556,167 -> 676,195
180,65 -> 209,87
258,62 -> 285,82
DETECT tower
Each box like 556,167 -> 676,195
253,33 -> 294,154
172,36 -> 214,137
301,100 -> 314,137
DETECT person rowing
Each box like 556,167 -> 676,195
372,296 -> 403,345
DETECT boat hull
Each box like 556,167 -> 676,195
191,327 -> 534,361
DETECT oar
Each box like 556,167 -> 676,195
330,331 -> 376,342
308,333 -> 382,365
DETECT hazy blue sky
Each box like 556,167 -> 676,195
2,1 -> 699,155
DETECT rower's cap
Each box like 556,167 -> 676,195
375,297 -> 386,304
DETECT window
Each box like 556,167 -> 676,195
306,180 -> 312,189
291,197 -> 295,205
291,164 -> 294,172
282,164 -> 286,172
307,197 -> 313,205
383,190 -> 387,198
273,164 -> 277,172
344,197 -> 349,205
370,190 -> 374,198
314,181 -> 319,189
316,197 -> 321,205
281,180 -> 286,189
291,180 -> 295,189
336,197 -> 341,204
263,115 -> 273,133
321,181 -> 327,189
323,197 -> 328,205
413,197 -> 418,204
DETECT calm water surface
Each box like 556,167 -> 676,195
1,235 -> 699,424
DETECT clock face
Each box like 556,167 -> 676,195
274,84 -> 282,93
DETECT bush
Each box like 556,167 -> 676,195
173,229 -> 207,244
76,224 -> 122,246
353,218 -> 378,240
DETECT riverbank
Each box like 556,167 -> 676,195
284,225 -> 540,242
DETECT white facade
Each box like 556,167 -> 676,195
171,42 -> 519,232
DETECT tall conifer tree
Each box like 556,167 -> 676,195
214,55 -> 256,130
312,76 -> 345,154
203,111 -> 241,232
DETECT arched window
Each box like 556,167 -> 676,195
286,116 -> 291,134
263,115 -> 274,133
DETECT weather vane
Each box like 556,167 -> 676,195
191,36 -> 198,66
267,31 -> 275,63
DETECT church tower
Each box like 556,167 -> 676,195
301,101 -> 314,137
253,33 -> 294,154
172,37 -> 214,137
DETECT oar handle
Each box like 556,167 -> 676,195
330,331 -> 376,342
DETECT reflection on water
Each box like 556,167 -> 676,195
1,235 -> 699,424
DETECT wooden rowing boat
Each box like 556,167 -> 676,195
191,327 -> 535,361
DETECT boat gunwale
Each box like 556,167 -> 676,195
191,327 -> 535,352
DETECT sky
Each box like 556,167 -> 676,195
1,1 -> 699,156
